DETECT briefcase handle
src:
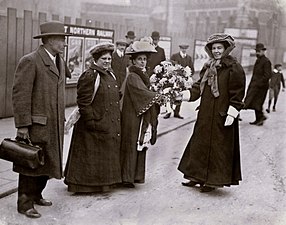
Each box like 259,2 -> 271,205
15,136 -> 33,146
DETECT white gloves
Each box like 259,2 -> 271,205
224,105 -> 239,126
224,115 -> 234,126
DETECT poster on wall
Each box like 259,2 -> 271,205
159,36 -> 172,60
84,38 -> 100,70
66,37 -> 84,85
193,40 -> 208,72
64,24 -> 114,85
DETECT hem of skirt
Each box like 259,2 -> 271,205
66,182 -> 120,193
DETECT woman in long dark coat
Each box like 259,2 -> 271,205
120,40 -> 163,188
64,42 -> 122,193
177,33 -> 246,192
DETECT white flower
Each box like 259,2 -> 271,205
150,74 -> 157,83
154,65 -> 163,74
184,66 -> 192,77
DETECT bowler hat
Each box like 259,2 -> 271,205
151,31 -> 160,40
255,43 -> 266,51
115,39 -> 128,46
125,31 -> 136,39
90,42 -> 114,56
33,21 -> 70,39
179,44 -> 189,49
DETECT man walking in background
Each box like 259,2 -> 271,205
147,31 -> 166,76
111,39 -> 129,88
244,43 -> 272,126
164,44 -> 195,119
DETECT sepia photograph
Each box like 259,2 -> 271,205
0,0 -> 285,224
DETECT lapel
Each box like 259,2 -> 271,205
38,45 -> 59,77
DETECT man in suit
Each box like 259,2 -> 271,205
147,31 -> 166,76
164,44 -> 195,119
244,43 -> 272,126
125,30 -> 136,47
12,21 -> 70,218
111,39 -> 129,88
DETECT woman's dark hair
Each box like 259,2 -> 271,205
207,41 -> 230,52
130,52 -> 151,62
92,50 -> 113,62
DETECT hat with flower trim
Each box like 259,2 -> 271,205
125,40 -> 157,55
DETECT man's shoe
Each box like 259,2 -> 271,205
163,112 -> 171,119
273,108 -> 276,112
18,208 -> 41,218
174,114 -> 184,119
262,115 -> 267,121
266,108 -> 270,113
34,199 -> 52,206
256,121 -> 264,126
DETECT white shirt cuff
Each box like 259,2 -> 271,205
227,105 -> 239,118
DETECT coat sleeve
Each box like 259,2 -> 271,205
189,67 -> 206,101
228,63 -> 246,111
77,70 -> 97,121
126,73 -> 160,116
281,73 -> 285,88
262,59 -> 272,83
12,55 -> 36,128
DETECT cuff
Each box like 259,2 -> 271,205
227,105 -> 239,118
181,90 -> 191,101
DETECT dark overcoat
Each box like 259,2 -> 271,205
178,55 -> 246,186
244,55 -> 272,111
147,46 -> 166,76
111,51 -> 129,88
120,65 -> 161,183
64,64 -> 122,186
170,52 -> 195,73
12,45 -> 67,179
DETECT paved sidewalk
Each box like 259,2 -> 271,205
0,101 -> 199,199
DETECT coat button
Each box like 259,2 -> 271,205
115,85 -> 118,88
108,85 -> 111,88
116,101 -> 119,104
117,133 -> 120,137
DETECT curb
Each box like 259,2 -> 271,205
0,117 -> 196,199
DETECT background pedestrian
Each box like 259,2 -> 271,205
266,63 -> 285,113
243,43 -> 272,126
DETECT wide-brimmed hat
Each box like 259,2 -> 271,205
205,33 -> 235,58
151,31 -> 160,40
125,40 -> 157,55
115,39 -> 128,46
179,44 -> 189,49
255,43 -> 266,51
33,21 -> 70,39
90,42 -> 114,55
125,31 -> 136,39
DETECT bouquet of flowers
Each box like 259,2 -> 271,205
150,61 -> 193,108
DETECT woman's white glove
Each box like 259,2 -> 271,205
224,115 -> 234,126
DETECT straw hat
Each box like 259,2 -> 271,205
125,40 -> 157,55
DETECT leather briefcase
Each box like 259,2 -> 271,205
0,138 -> 44,169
